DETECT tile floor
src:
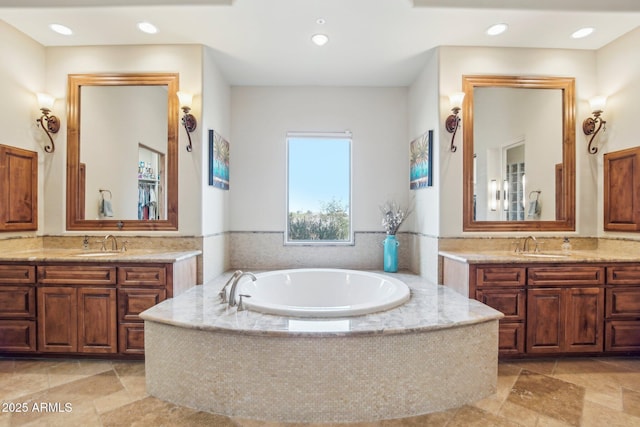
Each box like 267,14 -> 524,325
0,356 -> 638,426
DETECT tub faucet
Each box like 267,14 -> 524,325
219,270 -> 243,303
102,234 -> 118,251
229,272 -> 257,308
522,235 -> 537,252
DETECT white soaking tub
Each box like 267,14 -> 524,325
235,268 -> 410,317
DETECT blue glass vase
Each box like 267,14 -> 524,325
383,235 -> 399,272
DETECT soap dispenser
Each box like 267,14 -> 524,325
561,237 -> 572,254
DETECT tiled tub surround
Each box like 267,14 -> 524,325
141,271 -> 503,423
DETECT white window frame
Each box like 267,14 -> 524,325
285,131 -> 353,246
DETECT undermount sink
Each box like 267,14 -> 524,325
74,252 -> 120,257
519,252 -> 569,258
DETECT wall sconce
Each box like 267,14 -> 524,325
445,92 -> 465,152
489,179 -> 498,211
177,91 -> 197,152
503,180 -> 509,211
583,96 -> 607,154
36,92 -> 60,153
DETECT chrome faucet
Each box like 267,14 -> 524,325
102,234 -> 118,251
228,272 -> 257,308
522,235 -> 537,252
218,270 -> 243,303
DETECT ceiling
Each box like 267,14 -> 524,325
0,0 -> 639,86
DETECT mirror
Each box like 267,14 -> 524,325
462,75 -> 575,232
66,73 -> 179,231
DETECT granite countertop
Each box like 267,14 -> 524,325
439,249 -> 640,264
140,271 -> 504,337
0,248 -> 201,263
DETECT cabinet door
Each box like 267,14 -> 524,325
0,145 -> 37,231
38,287 -> 77,352
78,287 -> 117,354
604,146 -> 640,231
564,287 -> 604,352
527,288 -> 563,353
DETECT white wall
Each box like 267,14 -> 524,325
407,48 -> 440,280
0,21 -> 46,239
229,86 -> 408,268
438,46 -> 598,237
43,44 -> 204,236
595,27 -> 640,239
201,46 -> 232,281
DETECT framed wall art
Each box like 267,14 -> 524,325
209,129 -> 230,190
410,129 -> 433,189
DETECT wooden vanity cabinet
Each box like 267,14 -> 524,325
605,265 -> 640,352
0,256 -> 196,358
0,265 -> 37,352
37,265 -> 118,354
472,266 -> 526,355
526,266 -> 605,354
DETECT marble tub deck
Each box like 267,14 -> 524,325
141,271 -> 503,423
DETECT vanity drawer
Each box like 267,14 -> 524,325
606,287 -> 640,318
118,288 -> 166,322
528,266 -> 605,287
117,266 -> 166,287
605,320 -> 640,352
0,265 -> 36,284
475,267 -> 525,288
476,289 -> 525,320
0,320 -> 36,352
607,265 -> 640,285
38,265 -> 116,285
119,323 -> 146,355
0,285 -> 35,318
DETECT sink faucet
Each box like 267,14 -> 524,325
102,234 -> 118,251
228,272 -> 257,308
218,270 -> 243,303
522,235 -> 537,252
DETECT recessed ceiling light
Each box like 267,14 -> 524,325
137,21 -> 158,34
571,27 -> 594,39
311,33 -> 329,46
486,23 -> 508,36
316,18 -> 326,25
49,23 -> 73,36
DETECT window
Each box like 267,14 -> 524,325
286,132 -> 352,244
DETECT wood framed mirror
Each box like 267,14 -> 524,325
66,73 -> 179,231
462,75 -> 575,232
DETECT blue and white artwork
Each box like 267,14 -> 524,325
209,129 -> 230,190
410,130 -> 433,189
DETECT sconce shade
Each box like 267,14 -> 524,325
589,95 -> 607,113
177,91 -> 193,109
449,92 -> 465,111
490,179 -> 498,211
36,92 -> 55,111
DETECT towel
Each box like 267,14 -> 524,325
527,200 -> 540,219
101,199 -> 114,217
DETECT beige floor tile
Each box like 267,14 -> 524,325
446,405 -> 522,427
507,369 -> 584,426
92,388 -> 143,414
502,358 -> 557,376
581,399 -> 640,427
0,372 -> 50,401
497,400 -> 538,426
622,387 -> 640,418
